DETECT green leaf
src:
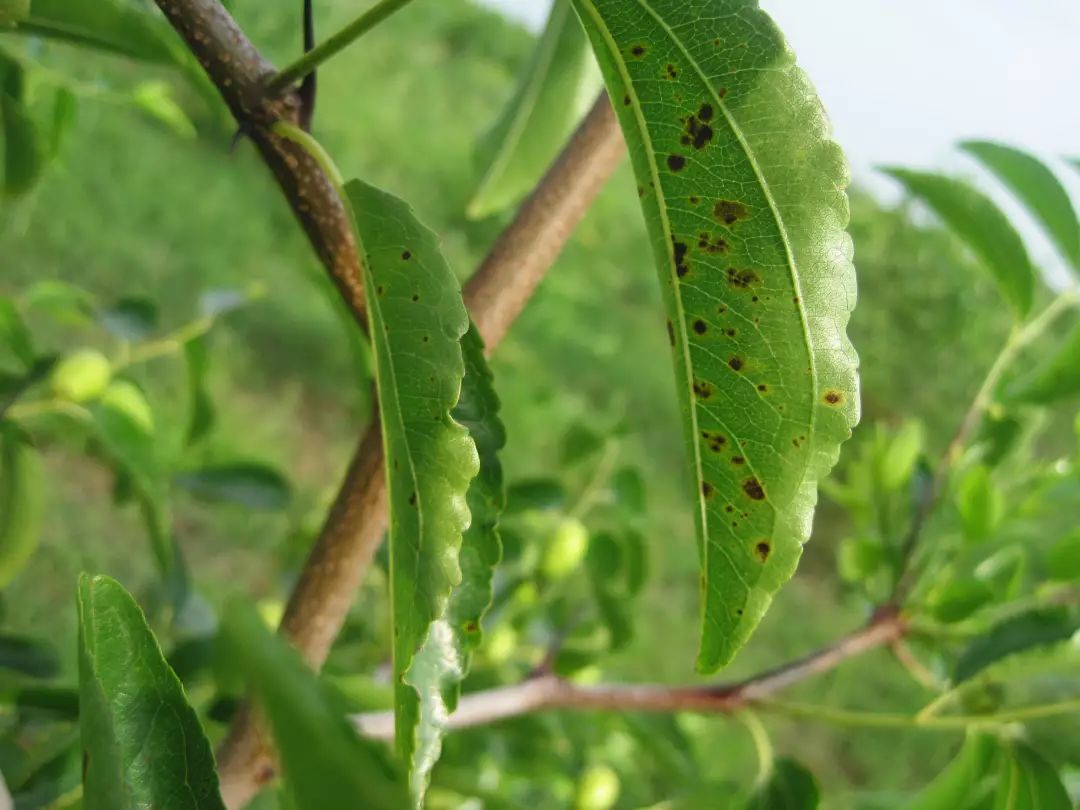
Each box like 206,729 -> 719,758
506,477 -> 566,513
174,462 -> 292,511
956,465 -> 1004,543
1046,529 -> 1080,581
99,296 -> 159,341
1009,320 -> 1080,404
883,168 -> 1035,317
955,607 -> 1080,683
132,81 -> 198,140
745,758 -> 820,809
1,55 -> 45,197
183,336 -> 215,445
571,0 -> 859,672
0,296 -> 33,373
16,0 -> 180,64
994,744 -> 1071,810
586,531 -> 636,651
466,0 -> 590,219
878,420 -> 924,490
433,323 -> 506,712
0,634 -> 59,678
906,734 -> 999,810
0,426 -> 43,589
961,141 -> 1080,274
221,603 -> 407,810
49,87 -> 77,157
77,574 -> 225,809
345,179 -> 478,802
926,579 -> 994,624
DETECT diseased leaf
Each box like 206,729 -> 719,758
434,323 -> 505,712
907,734 -> 999,810
77,574 -> 225,809
745,758 -> 820,810
570,0 -> 859,671
961,141 -> 1080,274
221,603 -> 407,810
955,607 -> 1080,683
993,744 -> 1070,810
15,0 -> 180,64
1009,321 -> 1080,404
345,179 -> 479,803
174,462 -> 291,511
467,0 -> 589,219
0,426 -> 43,590
883,168 -> 1035,317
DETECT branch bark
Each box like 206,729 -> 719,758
352,607 -> 907,739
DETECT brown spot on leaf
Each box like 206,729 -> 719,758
824,390 -> 844,406
623,94 -> 631,106
701,430 -> 727,452
692,319 -> 708,335
702,481 -> 715,498
728,356 -> 744,372
726,267 -> 759,289
693,379 -> 715,400
665,63 -> 678,79
743,478 -> 765,500
630,44 -> 646,57
757,383 -> 768,392
698,233 -> 729,254
732,456 -> 745,466
666,319 -> 675,346
673,238 -> 690,277
755,541 -> 771,562
401,250 -> 412,260
680,109 -> 714,149
667,154 -> 686,172
714,199 -> 749,225
408,491 -> 417,506
689,195 -> 701,205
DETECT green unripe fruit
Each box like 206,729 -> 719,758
50,349 -> 111,403
101,380 -> 155,433
575,764 -> 620,810
541,519 -> 589,579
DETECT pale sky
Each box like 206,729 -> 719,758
478,0 -> 1080,281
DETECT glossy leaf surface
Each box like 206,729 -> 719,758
570,0 -> 859,671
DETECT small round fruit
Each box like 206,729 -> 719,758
50,349 -> 111,403
575,764 -> 620,810
541,519 -> 589,580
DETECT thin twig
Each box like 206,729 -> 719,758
891,289 -> 1079,600
351,608 -> 907,739
267,0 -> 421,96
214,95 -> 625,807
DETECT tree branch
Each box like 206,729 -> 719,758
215,95 -> 625,807
352,607 -> 907,739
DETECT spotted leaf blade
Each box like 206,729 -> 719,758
569,0 -> 859,672
345,181 -> 479,805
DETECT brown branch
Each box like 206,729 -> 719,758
215,95 -> 625,807
352,607 -> 908,739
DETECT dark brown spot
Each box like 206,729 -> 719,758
732,456 -> 745,466
623,94 -> 631,106
736,608 -> 744,615
667,154 -> 686,172
631,44 -> 646,57
673,239 -> 690,277
701,430 -> 727,452
681,109 -> 715,149
757,383 -> 768,392
698,232 -> 729,254
692,319 -> 708,335
726,267 -> 759,289
422,335 -> 429,343
464,621 -> 479,633
698,103 -> 714,122
824,390 -> 844,406
666,319 -> 676,346
665,63 -> 678,79
693,379 -> 715,400
728,356 -> 744,372
725,504 -> 734,513
755,541 -> 771,562
377,285 -> 385,296
751,295 -> 760,303
714,199 -> 749,225
411,294 -> 420,302
725,328 -> 737,337
743,478 -> 765,501
702,481 -> 715,498
717,87 -> 728,98
689,195 -> 701,205
408,491 -> 417,506
401,250 -> 412,260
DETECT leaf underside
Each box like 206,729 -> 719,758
346,180 -> 479,804
570,0 -> 859,672
77,574 -> 225,810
